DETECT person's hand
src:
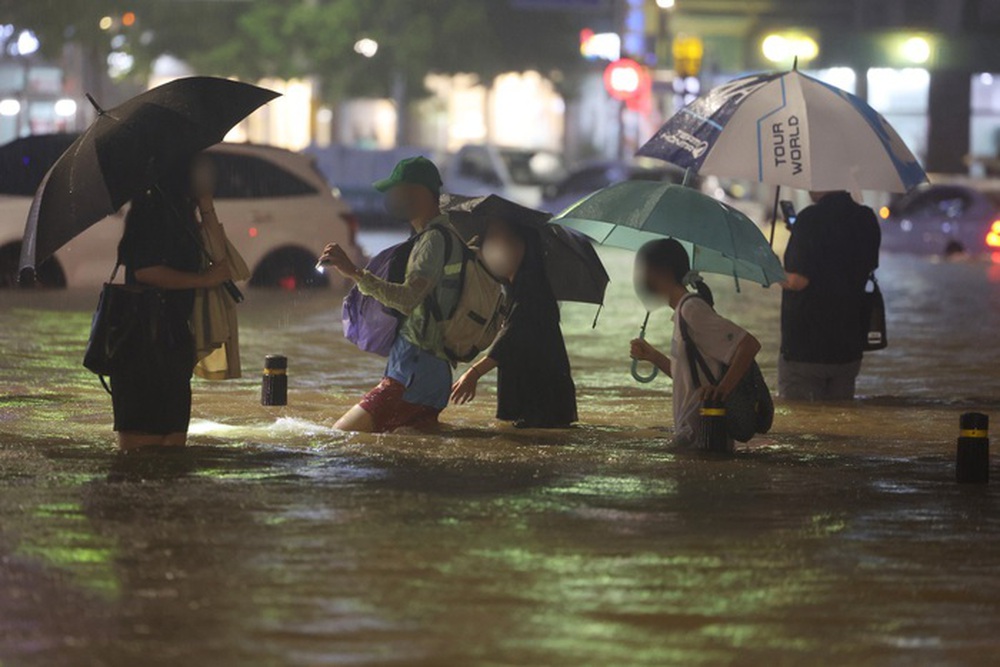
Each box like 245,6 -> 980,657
202,261 -> 232,287
319,243 -> 361,281
450,370 -> 479,405
630,338 -> 657,362
699,383 -> 732,403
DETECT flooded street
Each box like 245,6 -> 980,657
2,240 -> 1000,667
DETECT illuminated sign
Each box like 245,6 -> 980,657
580,29 -> 621,61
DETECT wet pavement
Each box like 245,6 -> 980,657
1,241 -> 999,666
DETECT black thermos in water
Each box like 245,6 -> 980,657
956,412 -> 989,484
699,399 -> 731,454
262,355 -> 288,406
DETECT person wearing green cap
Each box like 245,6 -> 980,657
319,156 -> 464,433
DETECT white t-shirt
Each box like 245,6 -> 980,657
669,294 -> 748,447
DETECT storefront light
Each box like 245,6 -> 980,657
0,99 -> 21,116
54,99 -> 77,118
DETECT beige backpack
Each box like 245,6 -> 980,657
425,225 -> 506,363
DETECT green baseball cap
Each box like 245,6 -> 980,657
373,156 -> 443,195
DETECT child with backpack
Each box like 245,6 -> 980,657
628,239 -> 764,448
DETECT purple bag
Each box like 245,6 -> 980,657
342,239 -> 414,356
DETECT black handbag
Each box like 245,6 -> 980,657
861,272 -> 888,351
83,263 -> 163,391
678,297 -> 774,443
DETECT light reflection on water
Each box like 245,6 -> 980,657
1,242 -> 999,666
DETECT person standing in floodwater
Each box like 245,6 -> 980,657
111,156 -> 232,450
319,157 -> 463,433
629,239 -> 762,448
450,218 -> 578,428
779,191 -> 881,401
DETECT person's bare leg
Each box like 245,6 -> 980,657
117,432 -> 167,451
162,431 -> 188,447
334,404 -> 376,432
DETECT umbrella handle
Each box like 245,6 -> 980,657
630,312 -> 659,384
631,357 -> 659,384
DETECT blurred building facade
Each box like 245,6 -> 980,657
0,27 -> 84,145
7,0 -> 1000,179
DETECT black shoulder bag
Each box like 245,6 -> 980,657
83,262 -> 166,394
677,296 -> 774,443
861,272 -> 888,351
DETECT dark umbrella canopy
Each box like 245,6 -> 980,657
441,193 -> 610,306
20,77 -> 279,273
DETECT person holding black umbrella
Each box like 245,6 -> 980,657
17,77 -> 277,449
450,218 -> 578,429
111,155 -> 232,450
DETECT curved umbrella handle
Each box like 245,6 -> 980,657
631,357 -> 659,384
630,312 -> 659,384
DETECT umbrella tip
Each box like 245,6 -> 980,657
85,93 -> 105,115
17,267 -> 36,288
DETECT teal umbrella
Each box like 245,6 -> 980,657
552,180 -> 785,383
552,180 -> 785,288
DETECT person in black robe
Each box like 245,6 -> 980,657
450,219 -> 578,428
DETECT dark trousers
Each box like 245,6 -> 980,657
778,356 -> 863,401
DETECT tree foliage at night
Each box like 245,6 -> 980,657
0,0 -> 588,100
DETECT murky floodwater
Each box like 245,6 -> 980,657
2,236 -> 999,666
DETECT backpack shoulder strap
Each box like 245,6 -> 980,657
677,294 -> 719,388
422,222 -> 465,326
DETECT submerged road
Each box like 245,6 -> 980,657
1,246 -> 999,666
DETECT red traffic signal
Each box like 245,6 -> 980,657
603,58 -> 651,111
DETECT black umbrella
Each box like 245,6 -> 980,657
441,194 -> 610,306
19,77 -> 279,278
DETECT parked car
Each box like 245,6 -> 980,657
305,143 -> 443,228
541,160 -> 688,214
443,144 -> 566,208
0,136 -> 365,289
882,177 -> 1000,256
540,160 -> 769,227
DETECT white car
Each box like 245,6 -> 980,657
0,138 -> 365,289
443,144 -> 566,209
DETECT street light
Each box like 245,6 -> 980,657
15,30 -> 39,56
656,0 -> 676,8
900,36 -> 931,65
761,33 -> 819,64
354,38 -> 378,58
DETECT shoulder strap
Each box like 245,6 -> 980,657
677,294 -> 719,388
422,223 -> 461,329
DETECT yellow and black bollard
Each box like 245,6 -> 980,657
956,412 -> 989,484
699,399 -> 731,454
261,355 -> 288,406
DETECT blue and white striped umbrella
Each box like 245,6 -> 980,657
638,69 -> 927,194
